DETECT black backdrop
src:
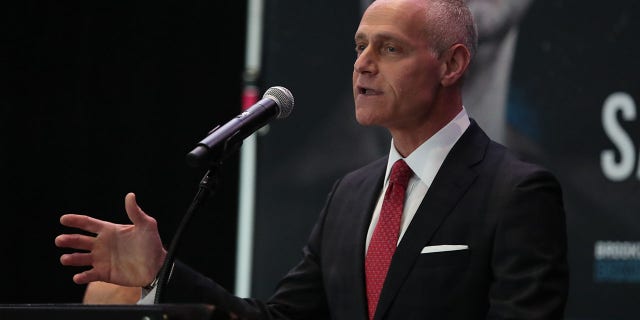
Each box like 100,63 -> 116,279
1,1 -> 246,302
506,1 -> 640,318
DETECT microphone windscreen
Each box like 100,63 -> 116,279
264,86 -> 294,119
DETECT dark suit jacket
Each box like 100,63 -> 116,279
165,121 -> 569,319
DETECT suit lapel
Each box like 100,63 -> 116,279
374,122 -> 489,319
341,158 -> 387,320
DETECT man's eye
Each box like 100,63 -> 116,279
355,44 -> 366,52
385,46 -> 397,53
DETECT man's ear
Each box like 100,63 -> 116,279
439,44 -> 471,87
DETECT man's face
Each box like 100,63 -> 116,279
352,0 -> 443,132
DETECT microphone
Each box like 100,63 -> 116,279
186,86 -> 294,167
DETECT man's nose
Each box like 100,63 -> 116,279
354,49 -> 377,74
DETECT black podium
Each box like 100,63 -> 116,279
0,303 -> 219,320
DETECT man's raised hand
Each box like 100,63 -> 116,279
55,192 -> 167,287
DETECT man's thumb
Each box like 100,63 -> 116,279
124,192 -> 148,225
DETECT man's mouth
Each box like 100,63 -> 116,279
358,87 -> 380,95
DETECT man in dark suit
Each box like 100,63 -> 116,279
55,0 -> 569,318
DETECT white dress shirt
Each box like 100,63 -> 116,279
365,108 -> 471,253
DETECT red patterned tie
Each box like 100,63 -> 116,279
365,159 -> 413,320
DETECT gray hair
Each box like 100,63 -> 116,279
424,0 -> 478,60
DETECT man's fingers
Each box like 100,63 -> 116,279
73,269 -> 102,284
55,234 -> 95,251
124,192 -> 150,225
60,252 -> 94,267
60,214 -> 106,234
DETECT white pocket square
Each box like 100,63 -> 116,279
420,245 -> 469,254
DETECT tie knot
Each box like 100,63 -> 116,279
389,159 -> 413,187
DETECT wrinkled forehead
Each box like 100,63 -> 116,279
355,0 -> 428,41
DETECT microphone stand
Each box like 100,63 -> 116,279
153,122 -> 244,304
153,157 -> 223,304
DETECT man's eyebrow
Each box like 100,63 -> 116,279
355,32 -> 400,43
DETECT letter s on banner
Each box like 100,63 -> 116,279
600,92 -> 638,181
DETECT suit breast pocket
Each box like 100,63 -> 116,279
396,249 -> 471,312
415,249 -> 470,269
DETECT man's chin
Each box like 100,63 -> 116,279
355,107 -> 390,127
355,116 -> 380,127
355,114 -> 370,126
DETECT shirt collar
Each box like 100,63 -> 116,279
385,107 -> 471,187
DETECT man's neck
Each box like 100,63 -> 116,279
390,106 -> 463,157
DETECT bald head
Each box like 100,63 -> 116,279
368,0 -> 477,59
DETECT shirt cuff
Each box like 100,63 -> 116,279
136,262 -> 175,305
